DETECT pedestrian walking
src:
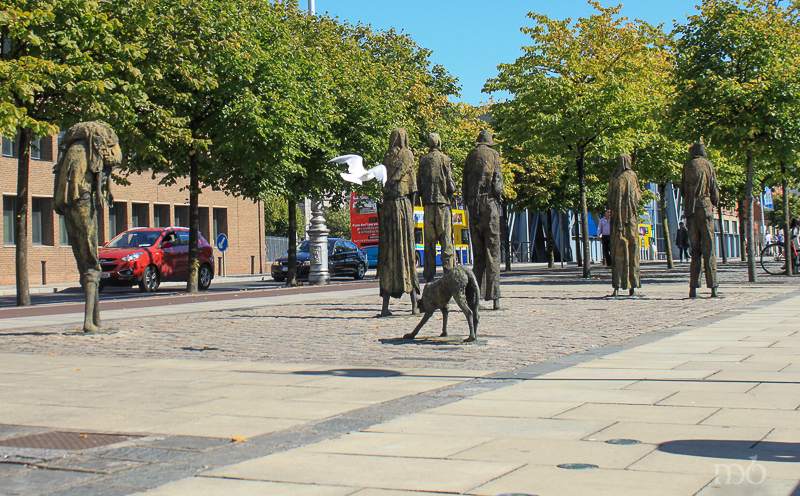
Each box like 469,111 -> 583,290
675,221 -> 690,262
598,210 -> 612,267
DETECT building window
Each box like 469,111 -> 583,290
153,204 -> 170,228
199,207 -> 210,242
30,136 -> 41,160
132,203 -> 149,228
31,197 -> 43,244
2,136 -> 14,157
174,205 -> 189,228
109,202 -> 128,239
213,207 -> 228,241
58,214 -> 70,245
3,196 -> 15,244
733,221 -> 738,233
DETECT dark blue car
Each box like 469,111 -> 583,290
271,238 -> 368,281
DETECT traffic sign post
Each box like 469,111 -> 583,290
216,234 -> 228,277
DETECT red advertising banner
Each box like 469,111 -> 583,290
350,192 -> 379,248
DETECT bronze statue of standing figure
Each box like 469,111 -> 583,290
463,129 -> 503,310
681,141 -> 720,298
608,153 -> 641,297
378,128 -> 420,316
53,122 -> 122,333
417,132 -> 456,282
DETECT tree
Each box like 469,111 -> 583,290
0,0 -> 138,305
486,2 -> 672,278
113,0 -> 268,293
766,191 -> 800,228
671,0 -> 800,282
263,195 -> 305,238
634,138 -> 685,269
325,204 -> 351,239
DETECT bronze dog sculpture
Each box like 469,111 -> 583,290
403,265 -> 480,342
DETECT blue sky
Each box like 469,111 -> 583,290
305,0 -> 702,105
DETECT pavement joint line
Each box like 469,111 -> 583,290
6,284 -> 800,495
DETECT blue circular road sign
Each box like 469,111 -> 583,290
216,233 -> 228,252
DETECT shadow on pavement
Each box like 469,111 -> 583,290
292,368 -> 403,378
659,439 -> 800,463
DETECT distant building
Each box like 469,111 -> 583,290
0,134 -> 264,286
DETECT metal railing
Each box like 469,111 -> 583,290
265,236 -> 289,262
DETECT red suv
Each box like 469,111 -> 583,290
99,227 -> 215,292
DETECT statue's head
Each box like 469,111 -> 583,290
388,128 -> 409,151
614,153 -> 632,176
58,121 -> 121,173
475,129 -> 495,146
426,132 -> 442,150
689,140 -> 707,158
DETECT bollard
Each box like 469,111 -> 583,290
218,257 -> 222,277
41,261 -> 46,285
251,256 -> 255,275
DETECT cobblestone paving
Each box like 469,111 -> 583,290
0,262 -> 795,371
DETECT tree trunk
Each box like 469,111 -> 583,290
186,150 -> 200,293
577,152 -> 591,278
502,199 -> 511,272
286,200 -> 298,287
745,150 -> 756,282
658,183 -> 674,269
718,201 -> 727,264
782,162 -> 793,277
574,213 -> 583,267
15,128 -> 31,306
739,199 -> 746,261
545,209 -> 554,268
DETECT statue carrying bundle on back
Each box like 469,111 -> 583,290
53,122 -> 122,334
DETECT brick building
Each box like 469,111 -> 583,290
0,134 -> 264,286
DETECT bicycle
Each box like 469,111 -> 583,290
760,242 -> 798,275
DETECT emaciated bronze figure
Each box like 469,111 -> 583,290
463,129 -> 503,309
681,141 -> 720,298
417,132 -> 455,282
608,153 -> 641,297
53,122 -> 121,333
378,128 -> 420,316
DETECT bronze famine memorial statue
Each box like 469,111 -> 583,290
53,122 -> 122,333
681,141 -> 720,298
417,132 -> 456,282
608,153 -> 642,297
378,128 -> 421,316
463,129 -> 503,310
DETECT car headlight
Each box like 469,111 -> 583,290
302,260 -> 310,266
273,258 -> 281,264
122,251 -> 144,262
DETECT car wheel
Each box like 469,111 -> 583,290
139,265 -> 160,292
354,263 -> 366,280
198,264 -> 213,290
98,281 -> 106,293
415,252 -> 422,267
272,275 -> 285,282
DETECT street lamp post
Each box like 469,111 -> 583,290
308,0 -> 315,14
307,200 -> 330,285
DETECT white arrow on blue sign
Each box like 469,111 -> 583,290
216,233 -> 228,252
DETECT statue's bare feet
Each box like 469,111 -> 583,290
463,336 -> 476,343
711,287 -> 719,298
379,310 -> 393,317
402,333 -> 415,339
689,287 -> 697,298
493,299 -> 501,310
629,288 -> 635,296
439,331 -> 448,337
